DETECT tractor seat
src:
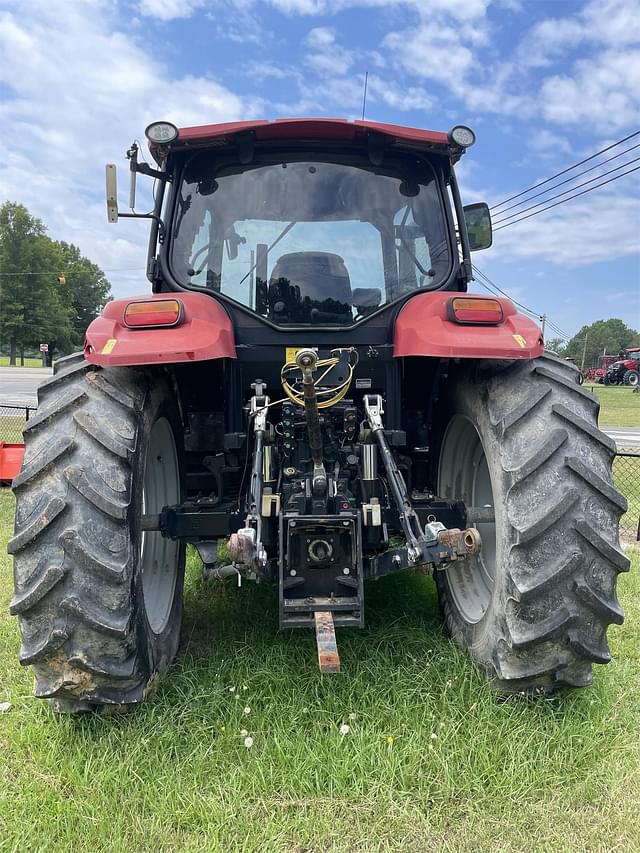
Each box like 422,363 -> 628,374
269,252 -> 352,322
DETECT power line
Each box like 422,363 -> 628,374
494,142 -> 640,217
472,264 -> 540,319
0,267 -> 143,277
493,164 -> 640,231
490,130 -> 640,211
472,264 -> 573,340
493,155 -> 640,227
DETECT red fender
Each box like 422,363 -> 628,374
394,292 -> 544,359
84,292 -> 236,367
0,442 -> 25,484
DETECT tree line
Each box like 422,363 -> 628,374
546,318 -> 640,369
0,202 -> 111,364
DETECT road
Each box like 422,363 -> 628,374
0,367 -> 52,408
603,428 -> 640,450
0,366 -> 638,447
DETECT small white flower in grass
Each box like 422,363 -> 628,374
244,736 -> 254,749
240,729 -> 248,737
348,713 -> 356,721
229,686 -> 236,693
244,706 -> 251,715
0,702 -> 11,713
431,732 -> 437,740
242,685 -> 248,691
302,707 -> 309,714
339,724 -> 350,736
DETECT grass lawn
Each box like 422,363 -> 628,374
0,489 -> 639,852
0,414 -> 29,444
0,357 -> 45,368
614,452 -> 640,543
587,384 -> 640,428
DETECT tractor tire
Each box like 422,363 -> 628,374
9,353 -> 185,713
623,370 -> 639,387
434,352 -> 629,693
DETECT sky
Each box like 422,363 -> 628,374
0,0 -> 639,341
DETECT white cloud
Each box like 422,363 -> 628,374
0,1 -> 258,299
582,0 -> 640,46
541,49 -> 640,132
528,129 -> 572,156
304,25 -> 354,75
490,190 -> 640,266
138,0 -> 205,20
384,23 -> 475,86
305,25 -> 336,47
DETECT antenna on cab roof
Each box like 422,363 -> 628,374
361,71 -> 368,121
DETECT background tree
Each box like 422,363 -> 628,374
545,337 -> 567,356
0,202 -> 111,363
563,319 -> 640,369
52,241 -> 111,351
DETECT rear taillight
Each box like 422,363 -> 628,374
448,297 -> 503,324
124,299 -> 183,328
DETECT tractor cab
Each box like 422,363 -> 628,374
108,119 -> 491,329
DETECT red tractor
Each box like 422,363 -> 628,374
9,119 -> 629,713
603,348 -> 640,386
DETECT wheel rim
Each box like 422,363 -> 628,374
438,415 -> 497,624
141,417 -> 180,634
629,373 -> 638,387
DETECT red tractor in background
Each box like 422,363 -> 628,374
9,118 -> 628,713
603,348 -> 640,386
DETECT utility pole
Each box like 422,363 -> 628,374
540,314 -> 547,338
580,332 -> 589,371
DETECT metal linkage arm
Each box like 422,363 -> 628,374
363,394 -> 424,562
227,384 -> 269,572
363,394 -> 481,568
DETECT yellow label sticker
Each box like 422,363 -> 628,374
285,347 -> 307,364
512,334 -> 527,349
101,338 -> 117,355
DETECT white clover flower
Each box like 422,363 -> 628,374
431,732 -> 437,740
240,729 -> 248,737
244,736 -> 254,749
339,724 -> 350,736
229,686 -> 236,693
348,713 -> 356,721
243,706 -> 251,715
242,685 -> 248,691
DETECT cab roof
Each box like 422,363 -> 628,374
150,118 -> 464,163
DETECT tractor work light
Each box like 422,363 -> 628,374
124,299 -> 183,328
144,121 -> 179,144
448,296 -> 503,325
448,125 -> 476,148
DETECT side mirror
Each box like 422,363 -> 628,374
463,202 -> 492,251
106,164 -> 118,223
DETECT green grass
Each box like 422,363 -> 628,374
1,489 -> 639,852
0,415 -> 27,444
0,357 -> 45,368
614,452 -> 640,543
587,384 -> 640,428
